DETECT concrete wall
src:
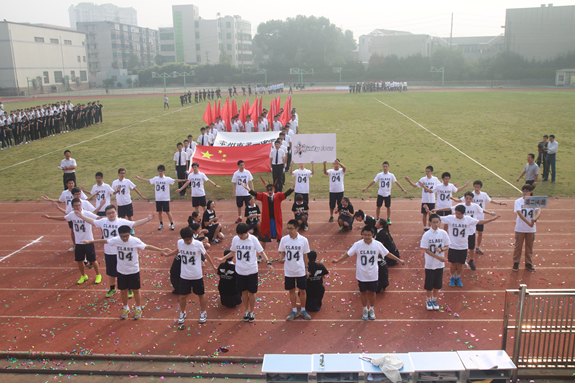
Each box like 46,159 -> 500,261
371,34 -> 433,59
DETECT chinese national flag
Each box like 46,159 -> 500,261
192,144 -> 273,175
203,102 -> 212,125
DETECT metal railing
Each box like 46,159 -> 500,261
502,284 -> 575,380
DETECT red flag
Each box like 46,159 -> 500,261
267,97 -> 275,126
192,144 -> 273,175
203,102 -> 212,125
231,99 -> 238,119
222,98 -> 231,131
211,101 -> 217,124
259,96 -> 263,117
249,97 -> 259,124
280,97 -> 291,126
239,100 -> 246,126
217,99 -> 221,119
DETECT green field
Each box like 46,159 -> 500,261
1,90 -> 573,202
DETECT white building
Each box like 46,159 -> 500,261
0,21 -> 89,95
69,2 -> 137,29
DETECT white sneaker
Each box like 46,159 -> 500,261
361,308 -> 369,320
199,311 -> 207,324
158,223 -> 164,230
178,312 -> 186,324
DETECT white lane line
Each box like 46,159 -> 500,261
0,236 -> 44,262
0,104 -> 198,172
0,288 -> 507,293
373,97 -> 521,193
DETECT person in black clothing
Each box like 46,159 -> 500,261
292,194 -> 309,230
305,251 -> 329,312
202,200 -> 224,244
337,197 -> 354,232
245,196 -> 261,235
242,87 -> 246,96
187,91 -> 192,104
354,210 -> 376,230
375,218 -> 401,266
194,91 -> 199,103
188,215 -> 210,251
217,250 -> 242,308
169,251 -> 182,295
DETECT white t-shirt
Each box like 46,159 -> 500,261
435,183 -> 458,209
278,234 -> 310,277
173,151 -> 188,166
150,176 -> 175,201
187,172 -> 209,197
60,158 -> 77,174
230,234 -> 263,276
257,122 -> 266,132
514,197 -> 537,233
231,170 -> 253,197
420,228 -> 450,269
245,121 -> 254,132
440,215 -> 479,250
90,183 -> 115,213
464,191 -> 492,220
292,169 -> 312,194
112,179 -> 136,206
347,239 -> 389,282
418,176 -> 441,203
64,210 -> 98,244
198,134 -> 210,146
450,203 -> 483,235
374,172 -> 397,197
59,189 -> 87,207
65,199 -> 95,214
328,169 -> 345,193
93,217 -> 135,254
178,239 -> 207,280
107,235 -> 146,275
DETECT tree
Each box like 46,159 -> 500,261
154,54 -> 164,66
102,78 -> 115,88
133,78 -> 140,87
431,47 -> 468,80
219,48 -> 233,66
125,78 -> 133,88
127,53 -> 140,70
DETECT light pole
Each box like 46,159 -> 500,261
173,71 -> 195,89
25,77 -> 36,96
152,72 -> 175,92
333,67 -> 342,85
430,66 -> 445,87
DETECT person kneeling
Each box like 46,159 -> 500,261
305,251 -> 329,312
217,249 -> 242,308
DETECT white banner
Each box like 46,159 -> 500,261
291,134 -> 337,163
213,131 -> 279,147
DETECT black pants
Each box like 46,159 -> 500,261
377,263 -> 390,293
170,255 -> 181,294
176,165 -> 187,195
272,164 -> 284,192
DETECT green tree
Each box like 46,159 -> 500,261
219,48 -> 233,66
125,78 -> 133,88
127,53 -> 140,70
431,47 -> 468,80
154,54 -> 164,66
102,78 -> 115,87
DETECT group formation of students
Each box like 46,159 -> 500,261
0,100 -> 103,150
349,81 -> 407,93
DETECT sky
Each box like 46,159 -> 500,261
3,1 -> 574,40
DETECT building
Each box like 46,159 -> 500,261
69,2 -> 137,29
358,29 -> 413,63
0,21 -> 89,95
371,34 -> 436,60
77,21 -> 159,85
555,69 -> 575,86
438,35 -> 504,60
504,4 -> 575,61
159,27 -> 176,63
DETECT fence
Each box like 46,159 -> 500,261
502,284 -> 575,380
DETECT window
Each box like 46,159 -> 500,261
227,44 -> 232,50
50,38 -> 59,44
160,33 -> 173,40
196,43 -> 200,50
54,71 -> 63,83
64,40 -> 72,45
161,44 -> 175,51
70,71 -> 76,80
195,20 -> 199,28
83,56 -> 86,62
80,71 -> 87,81
111,76 -> 118,82
82,41 -> 85,46
195,31 -> 200,39
219,43 -> 223,50
218,32 -> 222,39
35,37 -> 44,43
197,54 -> 201,62
226,21 -> 231,28
43,71 -> 49,84
226,33 -> 231,39
77,56 -> 81,62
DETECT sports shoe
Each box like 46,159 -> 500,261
426,301 -> 433,311
77,275 -> 88,284
128,289 -> 134,298
368,308 -> 376,320
242,313 -> 250,322
170,223 -> 175,230
456,277 -> 463,287
387,219 -> 392,225
449,277 -> 456,287
301,310 -> 311,320
235,217 -> 242,224
525,264 -> 536,272
304,226 -> 308,231
329,216 -> 334,223
475,247 -> 484,255
286,311 -> 298,321
178,312 -> 186,324
199,311 -> 207,324
423,227 -> 430,232
130,229 -> 135,235
212,238 -> 220,244
512,263 -> 519,271
432,300 -> 440,310
361,308 -> 369,320
248,312 -> 255,323
133,309 -> 142,320
121,308 -> 130,320
468,260 -> 476,271
69,246 -> 75,252
105,288 -> 117,297
339,227 -> 344,232
158,224 -> 164,230
95,274 -> 102,284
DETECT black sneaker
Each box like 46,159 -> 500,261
525,264 -> 536,272
329,216 -> 334,223
512,263 -> 519,271
248,312 -> 255,323
242,313 -> 250,322
468,260 -> 476,271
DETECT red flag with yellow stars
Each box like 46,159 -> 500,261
192,144 -> 273,175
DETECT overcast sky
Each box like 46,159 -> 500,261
3,1 -> 573,39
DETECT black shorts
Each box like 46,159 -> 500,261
104,253 -> 118,277
329,192 -> 344,210
180,278 -> 205,296
339,214 -> 353,227
377,195 -> 391,208
476,224 -> 484,232
192,196 -> 207,207
297,193 -> 309,203
155,201 -> 170,212
285,276 -> 307,290
424,268 -> 444,291
467,233 -> 476,250
205,224 -> 218,240
358,280 -> 378,293
97,211 -> 106,217
75,243 -> 96,262
68,221 -> 74,229
448,249 -> 467,264
295,213 -> 308,222
236,195 -> 251,208
421,203 -> 435,214
118,203 -> 133,218
437,210 -> 451,217
236,273 -> 258,293
117,272 -> 141,290
247,219 -> 260,230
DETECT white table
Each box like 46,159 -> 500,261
457,350 -> 516,381
312,353 -> 363,382
262,354 -> 313,382
361,353 -> 414,382
410,351 -> 465,383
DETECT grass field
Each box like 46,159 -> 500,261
0,90 -> 573,202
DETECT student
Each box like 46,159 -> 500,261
42,198 -> 102,285
198,127 -> 210,146
430,172 -> 470,230
354,210 -> 376,231
135,165 -> 183,230
83,172 -> 115,217
305,251 -> 329,312
440,205 -> 500,287
216,223 -> 272,323
362,161 -> 407,223
405,165 -> 441,231
163,227 -> 215,325
231,160 -> 255,223
60,150 -> 77,190
270,140 -> 286,192
516,153 -> 539,188
374,219 -> 402,267
278,219 -> 311,320
337,197 -> 354,232
332,226 -> 404,320
174,143 -> 189,196
543,134 -> 558,183
245,196 -> 261,235
202,200 -> 225,244
217,250 -> 242,308
84,226 -> 167,320
170,219 -> 210,295
420,214 -> 450,310
513,184 -> 541,272
291,162 -> 314,204
163,95 -> 169,110
112,168 -> 147,232
324,159 -> 346,222
176,162 -> 221,213
292,194 -> 309,231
